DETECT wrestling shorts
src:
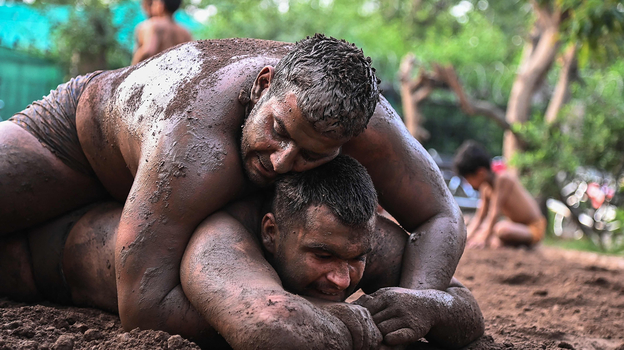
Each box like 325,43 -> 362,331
9,71 -> 104,176
528,216 -> 547,245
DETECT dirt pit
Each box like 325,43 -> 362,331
1,246 -> 623,350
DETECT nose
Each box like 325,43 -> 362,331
326,262 -> 351,291
270,143 -> 298,173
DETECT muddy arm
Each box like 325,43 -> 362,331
180,211 -> 355,350
343,96 -> 466,291
356,215 -> 484,349
114,132 -> 244,339
356,279 -> 484,349
424,278 -> 485,349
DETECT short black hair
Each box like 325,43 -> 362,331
272,155 -> 377,231
267,34 -> 380,139
453,140 -> 492,177
157,0 -> 181,14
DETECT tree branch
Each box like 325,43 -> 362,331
545,44 -> 577,124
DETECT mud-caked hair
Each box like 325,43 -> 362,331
267,34 -> 380,139
272,155 -> 377,232
453,140 -> 492,177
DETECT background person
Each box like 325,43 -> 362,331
454,140 -> 546,249
132,0 -> 192,64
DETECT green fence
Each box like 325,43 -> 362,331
0,47 -> 63,121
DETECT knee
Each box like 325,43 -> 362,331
493,221 -> 512,239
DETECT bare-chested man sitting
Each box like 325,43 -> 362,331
0,35 -> 465,338
0,156 -> 484,349
132,0 -> 192,64
453,140 -> 546,249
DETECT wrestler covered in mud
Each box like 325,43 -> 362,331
0,156 -> 484,349
0,34 -> 465,343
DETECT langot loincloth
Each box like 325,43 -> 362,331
9,71 -> 104,175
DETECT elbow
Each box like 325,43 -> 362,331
426,304 -> 485,349
228,304 -> 351,350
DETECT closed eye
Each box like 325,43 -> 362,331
353,255 -> 367,263
315,253 -> 333,260
273,117 -> 290,139
301,151 -> 325,162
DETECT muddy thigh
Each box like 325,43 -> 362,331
62,202 -> 123,314
0,232 -> 39,301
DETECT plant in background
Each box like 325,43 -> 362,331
49,0 -> 132,77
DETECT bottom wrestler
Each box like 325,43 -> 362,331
0,156 -> 484,350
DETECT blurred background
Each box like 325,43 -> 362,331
1,0 -> 623,253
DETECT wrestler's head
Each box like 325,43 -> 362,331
152,0 -> 182,15
453,140 -> 492,189
240,34 -> 380,186
141,0 -> 153,17
260,155 -> 377,302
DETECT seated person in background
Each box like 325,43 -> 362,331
453,140 -> 546,249
0,156 -> 484,350
132,0 -> 192,64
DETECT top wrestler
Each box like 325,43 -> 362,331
0,34 -> 465,338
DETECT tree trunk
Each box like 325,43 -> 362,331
399,54 -> 431,141
503,1 -> 562,163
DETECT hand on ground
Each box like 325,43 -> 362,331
466,231 -> 490,249
353,287 -> 433,347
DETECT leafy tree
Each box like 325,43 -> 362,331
503,0 -> 624,160
39,0 -> 133,77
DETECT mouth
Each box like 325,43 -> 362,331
306,289 -> 346,302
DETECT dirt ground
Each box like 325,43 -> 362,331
1,246 -> 623,350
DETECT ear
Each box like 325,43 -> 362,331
260,213 -> 278,255
250,66 -> 275,105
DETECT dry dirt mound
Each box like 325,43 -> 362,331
1,246 -> 623,350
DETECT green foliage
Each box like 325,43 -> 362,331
513,61 -> 624,201
561,0 -> 624,64
533,0 -> 624,66
47,0 -> 132,76
198,0 -> 413,82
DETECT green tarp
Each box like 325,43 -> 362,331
0,47 -> 63,120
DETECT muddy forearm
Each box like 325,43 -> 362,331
223,294 -> 354,350
114,215 -> 204,335
425,287 -> 485,349
400,213 -> 466,291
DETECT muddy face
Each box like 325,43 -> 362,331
263,205 -> 373,302
240,92 -> 347,187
